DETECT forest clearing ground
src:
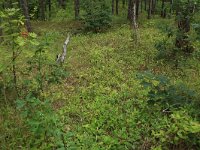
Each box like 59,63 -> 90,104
1,18 -> 200,149
34,20 -> 200,117
39,21 -> 165,121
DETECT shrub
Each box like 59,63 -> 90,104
82,0 -> 112,32
137,71 -> 196,110
16,94 -> 74,149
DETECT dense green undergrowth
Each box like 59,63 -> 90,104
0,17 -> 200,149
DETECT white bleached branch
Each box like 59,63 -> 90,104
56,34 -> 70,63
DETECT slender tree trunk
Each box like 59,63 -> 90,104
74,0 -> 80,20
112,0 -> 115,15
122,0 -> 126,8
39,0 -> 45,20
144,0 -> 147,11
176,15 -> 192,53
174,2 -> 196,55
116,0 -> 119,15
170,0 -> 173,14
151,0 -> 156,14
136,0 -> 140,18
132,1 -> 138,29
48,0 -> 51,18
128,0 -> 133,20
19,0 -> 32,32
0,16 -> 3,42
59,0 -> 66,9
132,0 -> 139,44
148,0 -> 152,19
6,0 -> 13,8
0,28 -> 3,43
140,0 -> 143,13
161,0 -> 166,18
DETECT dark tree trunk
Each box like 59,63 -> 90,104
175,3 -> 194,54
19,0 -> 32,32
128,0 -> 134,21
148,0 -> 152,19
112,0 -> 115,15
0,5 -> 3,42
58,0 -> 66,9
140,0 -> 143,13
122,0 -> 126,8
161,0 -> 166,18
39,0 -> 45,20
128,0 -> 132,20
136,0 -> 140,18
74,0 -> 80,20
175,15 -> 193,53
0,26 -> 3,43
144,0 -> 147,11
116,0 -> 119,15
48,0 -> 51,18
6,0 -> 13,8
170,0 -> 173,14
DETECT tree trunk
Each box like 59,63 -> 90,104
132,0 -> 139,44
128,0 -> 133,21
148,0 -> 152,19
175,2 -> 195,55
136,0 -> 140,18
0,9 -> 3,42
170,0 -> 173,14
175,15 -> 193,53
161,0 -> 166,18
122,0 -> 126,8
0,27 -> 3,43
19,0 -> 32,32
39,0 -> 45,20
112,0 -> 115,14
151,0 -> 156,14
116,0 -> 119,15
58,0 -> 66,9
144,0 -> 147,11
74,0 -> 80,20
48,0 -> 51,18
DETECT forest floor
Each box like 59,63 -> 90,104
1,17 -> 200,149
32,18 -> 200,107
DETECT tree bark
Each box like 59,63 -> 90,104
19,0 -> 32,32
128,0 -> 133,20
161,0 -> 166,18
58,0 -> 66,9
74,0 -> 80,20
174,1 -> 197,54
132,0 -> 139,44
39,0 -> 45,20
48,0 -> 51,18
116,0 -> 119,15
144,0 -> 147,11
136,0 -> 140,18
0,12 -> 3,42
0,27 -> 3,43
112,0 -> 115,15
148,0 -> 152,19
122,0 -> 126,8
170,0 -> 173,14
151,0 -> 156,14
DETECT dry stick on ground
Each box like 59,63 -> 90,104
56,34 -> 71,63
